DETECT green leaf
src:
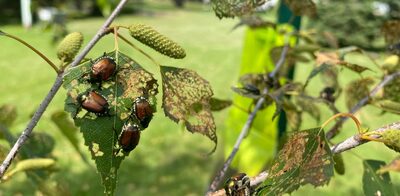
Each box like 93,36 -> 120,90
256,127 -> 334,195
160,66 -> 216,152
63,51 -> 158,195
304,63 -> 332,88
333,154 -> 345,175
363,160 -> 398,196
373,99 -> 400,114
0,104 -> 17,127
51,110 -> 90,165
3,158 -> 56,181
209,97 -> 232,111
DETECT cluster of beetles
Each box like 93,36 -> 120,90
76,54 -> 154,153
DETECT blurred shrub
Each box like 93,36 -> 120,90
309,0 -> 400,50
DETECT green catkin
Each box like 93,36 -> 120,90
56,32 -> 84,62
129,24 -> 186,59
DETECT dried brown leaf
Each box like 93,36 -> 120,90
284,0 -> 316,17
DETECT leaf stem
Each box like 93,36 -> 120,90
0,31 -> 60,73
0,0 -> 130,178
115,33 -> 160,67
326,71 -> 400,139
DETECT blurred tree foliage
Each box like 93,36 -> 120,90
309,0 -> 400,50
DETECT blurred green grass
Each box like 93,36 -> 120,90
0,2 -> 400,195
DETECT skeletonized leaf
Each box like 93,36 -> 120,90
378,158 -> 400,174
51,110 -> 90,165
345,77 -> 374,110
256,127 -> 334,195
363,160 -> 398,196
63,51 -> 158,195
0,104 -> 17,127
211,0 -> 266,19
209,97 -> 232,111
160,66 -> 216,152
284,0 -> 316,17
381,20 -> 400,44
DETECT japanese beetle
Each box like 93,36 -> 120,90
91,55 -> 116,81
224,173 -> 251,196
79,91 -> 109,116
132,96 -> 153,128
119,123 -> 141,152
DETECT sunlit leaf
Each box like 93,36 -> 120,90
51,110 -> 90,165
209,97 -> 232,111
256,127 -> 334,195
284,0 -> 316,17
160,66 -> 216,152
63,51 -> 158,195
315,52 -> 340,66
345,77 -> 374,110
363,160 -> 398,196
211,0 -> 266,19
378,157 -> 400,174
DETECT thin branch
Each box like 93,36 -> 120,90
0,31 -> 60,73
206,44 -> 290,193
209,121 -> 400,196
326,71 -> 400,139
0,0 -> 129,178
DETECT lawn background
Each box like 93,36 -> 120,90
0,1 -> 400,195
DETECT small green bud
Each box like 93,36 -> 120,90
57,32 -> 83,62
129,24 -> 186,59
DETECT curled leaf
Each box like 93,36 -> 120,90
160,66 -> 216,152
3,158 -> 56,180
209,98 -> 232,111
